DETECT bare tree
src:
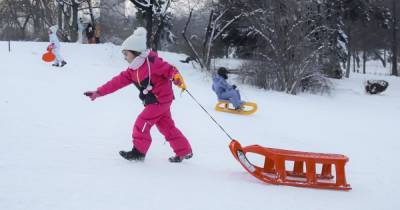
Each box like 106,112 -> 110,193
392,0 -> 398,76
181,0 -> 260,70
99,0 -> 137,44
128,0 -> 175,50
129,0 -> 154,48
182,8 -> 205,68
52,0 -> 100,42
236,0 -> 332,94
1,0 -> 33,39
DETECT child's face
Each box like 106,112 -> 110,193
123,50 -> 136,63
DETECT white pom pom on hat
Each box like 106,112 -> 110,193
49,25 -> 58,33
133,27 -> 147,37
121,27 -> 148,53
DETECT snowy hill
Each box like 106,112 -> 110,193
1,41 -> 400,210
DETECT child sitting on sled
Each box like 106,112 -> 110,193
212,67 -> 244,110
84,27 -> 193,163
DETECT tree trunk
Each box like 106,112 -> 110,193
63,5 -> 71,39
384,50 -> 387,68
71,1 -> 79,42
129,0 -> 153,49
203,10 -> 214,58
392,0 -> 398,76
374,50 -> 386,68
58,3 -> 63,29
363,50 -> 367,74
345,32 -> 351,78
345,50 -> 351,78
32,0 -> 43,35
146,5 -> 154,49
182,9 -> 205,69
87,0 -> 96,27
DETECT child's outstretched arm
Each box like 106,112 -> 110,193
84,69 -> 132,101
97,69 -> 132,96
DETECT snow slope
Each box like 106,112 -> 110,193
1,41 -> 400,210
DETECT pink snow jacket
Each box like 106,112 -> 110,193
97,51 -> 179,106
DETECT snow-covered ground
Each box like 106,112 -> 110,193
1,41 -> 399,210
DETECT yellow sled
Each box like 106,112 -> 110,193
215,100 -> 257,115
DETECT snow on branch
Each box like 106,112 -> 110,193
131,0 -> 152,9
250,26 -> 276,52
212,14 -> 242,42
56,0 -> 73,6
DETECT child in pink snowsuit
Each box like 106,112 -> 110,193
84,27 -> 192,162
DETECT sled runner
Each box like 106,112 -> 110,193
42,49 -> 55,62
215,100 -> 257,115
229,140 -> 351,191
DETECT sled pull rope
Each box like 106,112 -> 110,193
185,89 -> 233,141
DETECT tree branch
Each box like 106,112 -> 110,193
182,8 -> 205,69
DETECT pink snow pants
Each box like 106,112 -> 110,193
132,102 -> 192,156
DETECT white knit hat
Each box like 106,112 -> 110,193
121,27 -> 148,53
49,25 -> 58,33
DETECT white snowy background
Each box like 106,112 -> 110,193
1,41 -> 399,210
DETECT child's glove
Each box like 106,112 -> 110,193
84,91 -> 100,101
173,74 -> 187,91
47,44 -> 54,51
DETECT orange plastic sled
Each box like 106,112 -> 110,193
42,49 -> 55,62
229,140 -> 351,191
215,101 -> 257,115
